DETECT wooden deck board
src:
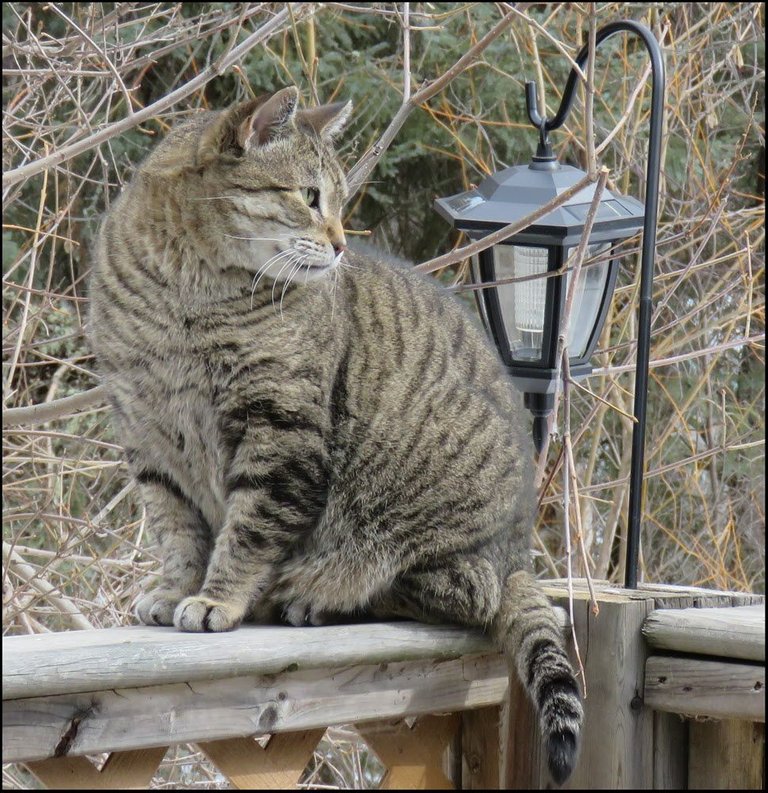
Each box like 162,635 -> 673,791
642,605 -> 765,662
2,654 -> 510,764
645,655 -> 765,722
2,621 -> 499,700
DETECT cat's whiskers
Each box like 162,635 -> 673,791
280,255 -> 308,319
250,249 -> 294,308
283,263 -> 300,308
330,262 -> 340,323
303,254 -> 317,286
250,249 -> 290,299
224,234 -> 288,242
270,253 -> 301,311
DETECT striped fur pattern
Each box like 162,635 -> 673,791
88,87 -> 583,783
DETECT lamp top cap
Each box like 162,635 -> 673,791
529,156 -> 560,171
434,161 -> 644,242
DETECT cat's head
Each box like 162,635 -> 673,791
142,87 -> 351,284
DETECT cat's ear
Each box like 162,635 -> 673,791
198,87 -> 299,162
297,100 -> 353,141
237,86 -> 299,149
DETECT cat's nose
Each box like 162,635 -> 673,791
327,220 -> 346,256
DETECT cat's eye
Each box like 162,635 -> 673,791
300,187 -> 321,210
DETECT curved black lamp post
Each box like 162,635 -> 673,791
435,20 -> 664,589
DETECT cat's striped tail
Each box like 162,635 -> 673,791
493,570 -> 584,786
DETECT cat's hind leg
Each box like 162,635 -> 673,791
271,541 -> 402,627
368,554 -> 501,627
373,557 -> 583,786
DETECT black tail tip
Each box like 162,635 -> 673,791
547,731 -> 578,786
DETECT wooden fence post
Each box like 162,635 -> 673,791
460,704 -> 507,789
506,587 -> 656,789
688,720 -> 764,790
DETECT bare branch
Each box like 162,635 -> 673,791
2,386 -> 108,427
3,542 -> 95,631
345,6 -> 522,197
2,4 -> 313,189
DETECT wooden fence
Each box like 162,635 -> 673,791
2,580 -> 764,789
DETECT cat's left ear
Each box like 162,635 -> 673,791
197,87 -> 299,164
297,100 -> 353,141
238,86 -> 299,149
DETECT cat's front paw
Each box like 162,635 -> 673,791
135,590 -> 185,626
174,595 -> 245,632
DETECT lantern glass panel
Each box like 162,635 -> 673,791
563,243 -> 612,358
493,244 -> 550,362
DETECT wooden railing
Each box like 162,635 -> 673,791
3,620 -> 516,789
2,581 -> 764,789
643,604 -> 765,789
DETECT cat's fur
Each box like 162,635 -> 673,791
88,87 -> 583,784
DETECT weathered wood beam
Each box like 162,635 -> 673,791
542,579 -> 763,607
645,655 -> 765,722
460,705 -> 506,789
532,582 -> 764,789
2,622 -> 500,701
532,588 -> 657,789
2,654 -> 510,764
642,605 -> 765,662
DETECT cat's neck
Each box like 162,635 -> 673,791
176,262 -> 336,316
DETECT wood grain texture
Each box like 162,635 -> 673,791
359,714 -> 459,790
1,621 -> 498,700
547,589 -> 655,790
642,605 -> 765,661
648,591 -> 694,791
1,604 -> 574,702
652,711 -> 688,790
645,656 -> 765,722
26,756 -> 107,790
460,705 -> 503,789
688,720 -> 765,790
542,580 -> 763,606
197,731 -> 324,789
26,747 -> 168,789
3,654 -> 509,763
505,671 -> 545,788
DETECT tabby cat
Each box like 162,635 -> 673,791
89,86 -> 583,784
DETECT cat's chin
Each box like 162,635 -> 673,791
243,256 -> 337,287
275,258 -> 339,283
281,261 -> 336,284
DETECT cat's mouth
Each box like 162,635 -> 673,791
296,248 -> 345,273
246,240 -> 343,287
263,251 -> 341,284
